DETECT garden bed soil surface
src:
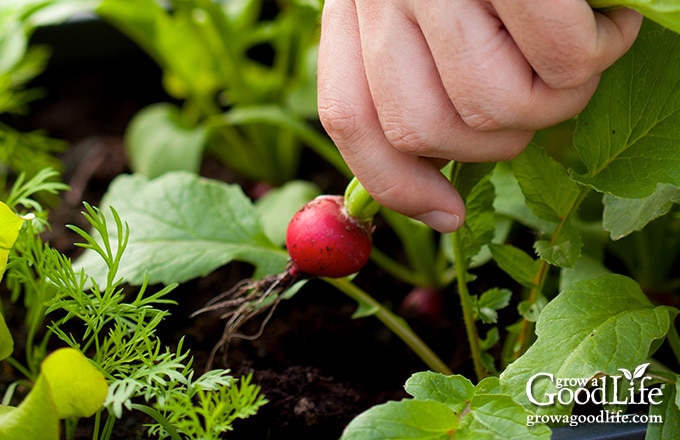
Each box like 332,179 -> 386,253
0,24 -> 496,439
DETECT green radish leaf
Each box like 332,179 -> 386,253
125,103 -> 207,179
341,372 -> 550,440
98,0 -> 223,99
74,172 -> 288,286
489,243 -> 541,288
404,372 -> 475,415
454,162 -> 497,201
572,21 -> 680,198
456,167 -> 496,266
511,143 -> 582,224
589,0 -> 680,35
491,163 -> 554,233
476,288 -> 512,324
456,393 -> 551,440
602,183 -> 680,240
533,216 -> 583,268
340,399 -> 459,440
646,379 -> 680,440
500,274 -> 675,414
255,180 -> 320,246
0,348 -> 107,440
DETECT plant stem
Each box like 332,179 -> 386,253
451,230 -> 487,381
323,277 -> 452,375
344,177 -> 381,220
131,404 -> 182,440
509,187 -> 592,361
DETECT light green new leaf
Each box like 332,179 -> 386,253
0,348 -> 107,440
512,143 -> 582,224
404,372 -> 475,415
74,172 -> 288,286
42,348 -> 108,418
572,21 -> 680,198
602,183 -> 680,240
125,103 -> 207,179
489,243 -> 541,288
0,201 -> 24,282
0,312 -> 12,361
589,0 -> 680,35
500,274 -> 674,414
533,216 -> 583,268
476,288 -> 512,324
340,399 -> 458,440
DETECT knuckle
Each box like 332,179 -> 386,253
458,107 -> 506,132
382,119 -> 431,155
318,98 -> 360,142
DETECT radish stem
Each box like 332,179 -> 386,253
323,277 -> 452,375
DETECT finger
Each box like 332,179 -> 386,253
413,0 -> 603,130
354,2 -> 533,162
318,0 -> 466,232
490,0 -> 642,89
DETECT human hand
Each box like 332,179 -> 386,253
317,0 -> 642,232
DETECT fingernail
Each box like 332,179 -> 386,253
415,211 -> 461,233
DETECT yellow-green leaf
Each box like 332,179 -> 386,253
0,201 -> 24,281
41,348 -> 108,419
0,312 -> 13,361
0,348 -> 108,440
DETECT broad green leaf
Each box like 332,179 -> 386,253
340,399 -> 458,440
343,373 -> 551,440
0,201 -> 24,281
572,21 -> 680,198
533,217 -> 583,268
74,172 -> 288,286
589,0 -> 680,35
646,379 -> 679,440
98,0 -> 222,99
0,312 -> 12,360
491,163 -> 554,233
404,372 -> 475,415
255,180 -> 320,246
489,243 -> 541,288
512,143 -> 582,224
603,183 -> 680,240
125,103 -> 207,179
457,171 -> 496,266
0,348 -> 107,440
476,288 -> 512,324
453,162 -> 497,201
500,274 -> 674,414
456,394 -> 551,440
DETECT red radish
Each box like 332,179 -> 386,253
399,286 -> 445,321
286,195 -> 373,278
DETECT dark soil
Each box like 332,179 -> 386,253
2,19 -> 483,440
